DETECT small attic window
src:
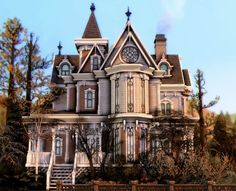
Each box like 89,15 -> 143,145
160,63 -> 168,75
61,63 -> 70,76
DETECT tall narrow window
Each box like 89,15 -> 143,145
115,79 -> 119,113
161,103 -> 165,115
55,137 -> 62,156
140,128 -> 147,154
114,127 -> 120,159
61,63 -> 70,76
127,126 -> 134,162
91,55 -> 101,71
93,57 -> 99,70
127,77 -> 134,112
85,89 -> 95,109
141,79 -> 145,113
166,103 -> 171,114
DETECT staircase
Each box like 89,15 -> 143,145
49,164 -> 73,190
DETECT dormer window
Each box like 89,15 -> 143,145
91,55 -> 101,70
158,54 -> 173,76
61,63 -> 70,76
57,57 -> 74,77
160,63 -> 168,75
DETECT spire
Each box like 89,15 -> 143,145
82,3 -> 102,38
125,7 -> 132,22
57,41 -> 62,55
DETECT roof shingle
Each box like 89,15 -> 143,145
82,12 -> 101,38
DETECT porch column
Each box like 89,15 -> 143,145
28,137 -> 32,151
75,130 -> 78,152
52,129 -> 56,163
65,129 -> 70,163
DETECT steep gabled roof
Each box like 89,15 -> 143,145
82,4 -> 101,38
100,21 -> 157,69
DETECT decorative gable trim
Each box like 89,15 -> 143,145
157,54 -> 173,77
56,56 -> 75,77
78,45 -> 105,73
100,22 -> 158,70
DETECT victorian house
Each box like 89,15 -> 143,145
24,4 -> 195,190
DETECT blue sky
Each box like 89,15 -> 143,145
1,0 -> 235,113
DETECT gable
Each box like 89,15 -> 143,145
101,22 -> 157,70
79,45 -> 104,73
112,38 -> 149,68
51,55 -> 80,85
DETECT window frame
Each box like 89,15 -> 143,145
90,54 -> 101,71
85,88 -> 95,110
55,137 -> 63,156
161,102 -> 172,115
56,58 -> 74,77
61,63 -> 70,76
157,56 -> 173,76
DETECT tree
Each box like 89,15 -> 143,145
0,97 -> 26,172
0,18 -> 24,98
75,123 -> 99,179
191,69 -> 219,150
21,32 -> 50,115
210,112 -> 236,161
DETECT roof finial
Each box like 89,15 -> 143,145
125,7 -> 132,22
90,3 -> 95,12
57,41 -> 62,56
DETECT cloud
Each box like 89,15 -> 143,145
158,0 -> 186,33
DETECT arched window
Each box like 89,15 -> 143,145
61,63 -> 70,76
85,89 -> 95,109
160,63 -> 168,75
161,102 -> 172,115
55,137 -> 63,156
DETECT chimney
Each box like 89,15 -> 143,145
154,34 -> 167,62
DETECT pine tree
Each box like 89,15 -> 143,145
0,18 -> 24,99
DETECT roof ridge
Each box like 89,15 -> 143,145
82,5 -> 102,39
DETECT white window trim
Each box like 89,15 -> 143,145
55,137 -> 63,156
90,54 -> 101,71
56,57 -> 75,76
161,101 -> 172,115
157,54 -> 173,76
85,88 -> 95,110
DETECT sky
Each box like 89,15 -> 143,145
1,0 -> 235,114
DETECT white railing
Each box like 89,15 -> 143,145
72,151 -> 78,184
25,151 -> 50,167
77,152 -> 104,167
46,151 -> 54,190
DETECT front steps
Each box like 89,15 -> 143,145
49,164 -> 73,190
